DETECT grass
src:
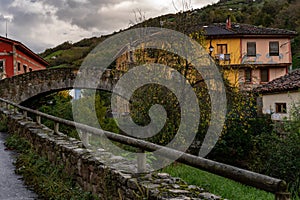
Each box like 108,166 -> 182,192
44,46 -> 89,67
162,163 -> 274,200
5,134 -> 96,200
44,50 -> 63,60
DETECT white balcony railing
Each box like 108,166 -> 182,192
215,53 -> 230,61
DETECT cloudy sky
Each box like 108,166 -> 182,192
0,0 -> 217,53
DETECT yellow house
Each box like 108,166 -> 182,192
200,21 -> 297,89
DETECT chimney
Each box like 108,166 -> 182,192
226,15 -> 231,29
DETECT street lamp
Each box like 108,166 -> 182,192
209,39 -> 214,56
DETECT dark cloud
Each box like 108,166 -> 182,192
54,0 -> 122,30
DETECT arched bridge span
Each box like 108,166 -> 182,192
0,67 -> 116,104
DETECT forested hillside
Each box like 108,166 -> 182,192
40,0 -> 300,68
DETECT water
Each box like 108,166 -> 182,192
0,132 -> 38,200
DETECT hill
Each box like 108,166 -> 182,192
40,0 -> 300,69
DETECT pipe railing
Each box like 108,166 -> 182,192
0,98 -> 291,200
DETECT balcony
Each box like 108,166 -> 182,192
215,54 -> 231,61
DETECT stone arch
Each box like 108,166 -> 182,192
0,67 -> 116,104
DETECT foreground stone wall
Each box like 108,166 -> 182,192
0,108 -> 222,200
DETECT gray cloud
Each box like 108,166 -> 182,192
0,0 -> 217,53
54,0 -> 128,30
0,14 -> 6,21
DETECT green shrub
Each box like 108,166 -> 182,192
250,101 -> 300,198
208,89 -> 273,169
5,134 -> 31,152
250,127 -> 300,198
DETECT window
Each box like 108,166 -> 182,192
216,44 -> 230,61
23,65 -> 27,73
0,60 -> 4,73
269,41 -> 279,56
275,103 -> 287,113
245,68 -> 252,83
260,68 -> 269,82
247,42 -> 256,57
17,62 -> 21,71
217,44 -> 227,54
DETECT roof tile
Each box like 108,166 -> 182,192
188,23 -> 297,37
255,69 -> 300,94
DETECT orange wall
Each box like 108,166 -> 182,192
204,38 -> 241,86
269,67 -> 287,81
241,38 -> 292,64
205,38 -> 241,65
205,37 -> 291,87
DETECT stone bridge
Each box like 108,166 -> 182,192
0,67 -> 116,104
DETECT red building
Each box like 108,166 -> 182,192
0,36 -> 48,79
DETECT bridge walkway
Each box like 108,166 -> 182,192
0,132 -> 38,200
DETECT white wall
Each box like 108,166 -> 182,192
262,91 -> 300,120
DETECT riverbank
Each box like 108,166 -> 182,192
0,132 -> 38,200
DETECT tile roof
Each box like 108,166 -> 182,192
188,23 -> 297,37
203,25 -> 234,36
213,23 -> 297,36
255,69 -> 300,94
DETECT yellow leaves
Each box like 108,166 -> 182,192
57,90 -> 71,99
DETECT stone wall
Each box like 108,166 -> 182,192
0,108 -> 222,200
